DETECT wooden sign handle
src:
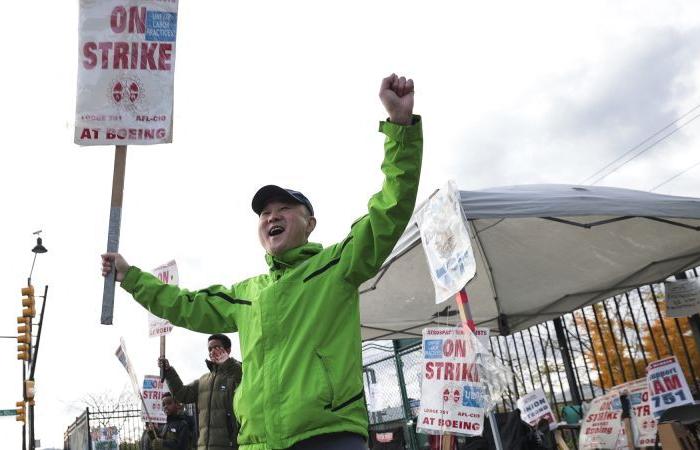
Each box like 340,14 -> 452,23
101,145 -> 127,325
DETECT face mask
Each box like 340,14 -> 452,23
209,346 -> 229,364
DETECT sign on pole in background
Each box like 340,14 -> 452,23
149,260 -> 178,337
578,391 -> 624,449
646,356 -> 693,419
663,279 -> 700,318
76,0 -> 179,145
416,327 -> 485,436
115,338 -> 143,402
516,388 -> 554,426
610,378 -> 656,448
416,180 -> 476,304
115,337 -> 155,420
142,375 -> 169,423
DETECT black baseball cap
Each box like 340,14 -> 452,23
252,185 -> 314,216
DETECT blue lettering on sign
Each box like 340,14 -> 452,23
146,11 -> 178,42
462,384 -> 485,408
424,340 -> 443,359
143,379 -> 157,389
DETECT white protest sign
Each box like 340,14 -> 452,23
417,327 -> 485,436
115,338 -> 147,409
516,388 -> 554,426
142,375 -> 169,423
646,356 -> 693,419
664,279 -> 700,318
148,260 -> 178,337
76,0 -> 179,145
610,378 -> 656,448
416,180 -> 476,304
578,391 -> 624,450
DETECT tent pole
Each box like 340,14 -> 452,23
393,340 -> 419,450
553,318 -> 582,406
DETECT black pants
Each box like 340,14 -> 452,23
287,432 -> 367,450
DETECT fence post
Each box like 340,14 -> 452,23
393,340 -> 419,450
553,317 -> 582,405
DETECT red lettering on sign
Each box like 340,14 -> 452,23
664,374 -> 682,391
110,6 -> 145,34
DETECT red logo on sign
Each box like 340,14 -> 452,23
453,389 -> 461,403
112,81 -> 140,103
443,389 -> 450,402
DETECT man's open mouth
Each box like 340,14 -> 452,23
269,226 -> 285,236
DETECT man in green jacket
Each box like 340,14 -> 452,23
159,334 -> 242,450
102,73 -> 422,450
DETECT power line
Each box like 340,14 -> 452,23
590,111 -> 700,185
579,103 -> 700,185
650,159 -> 700,192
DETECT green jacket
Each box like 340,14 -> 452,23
122,117 -> 423,449
164,358 -> 242,450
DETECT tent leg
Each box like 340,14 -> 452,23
553,318 -> 582,406
394,340 -> 419,450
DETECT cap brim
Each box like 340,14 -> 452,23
252,185 -> 299,215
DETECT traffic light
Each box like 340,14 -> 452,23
16,317 -> 30,361
21,285 -> 36,318
25,380 -> 35,403
15,401 -> 25,423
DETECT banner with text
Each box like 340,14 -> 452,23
646,356 -> 693,419
142,374 -> 169,423
76,0 -> 179,145
417,327 -> 485,436
148,260 -> 178,337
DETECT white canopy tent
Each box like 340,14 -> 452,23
359,184 -> 700,340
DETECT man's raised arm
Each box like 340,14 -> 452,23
341,73 -> 423,286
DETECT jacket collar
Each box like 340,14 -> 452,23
205,357 -> 240,374
166,413 -> 186,424
265,242 -> 323,272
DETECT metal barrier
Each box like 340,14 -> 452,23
64,403 -> 144,450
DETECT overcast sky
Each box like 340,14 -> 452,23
2,1 -> 700,448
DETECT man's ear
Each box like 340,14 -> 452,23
306,216 -> 317,236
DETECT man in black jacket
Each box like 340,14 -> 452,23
146,393 -> 192,450
159,334 -> 242,450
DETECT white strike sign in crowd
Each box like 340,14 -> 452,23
516,388 -> 554,427
417,327 -> 485,436
148,260 -> 178,337
646,356 -> 693,419
579,356 -> 693,449
142,375 -> 170,424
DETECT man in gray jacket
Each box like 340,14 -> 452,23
159,334 -> 242,450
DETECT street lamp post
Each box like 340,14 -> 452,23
24,233 -> 47,450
